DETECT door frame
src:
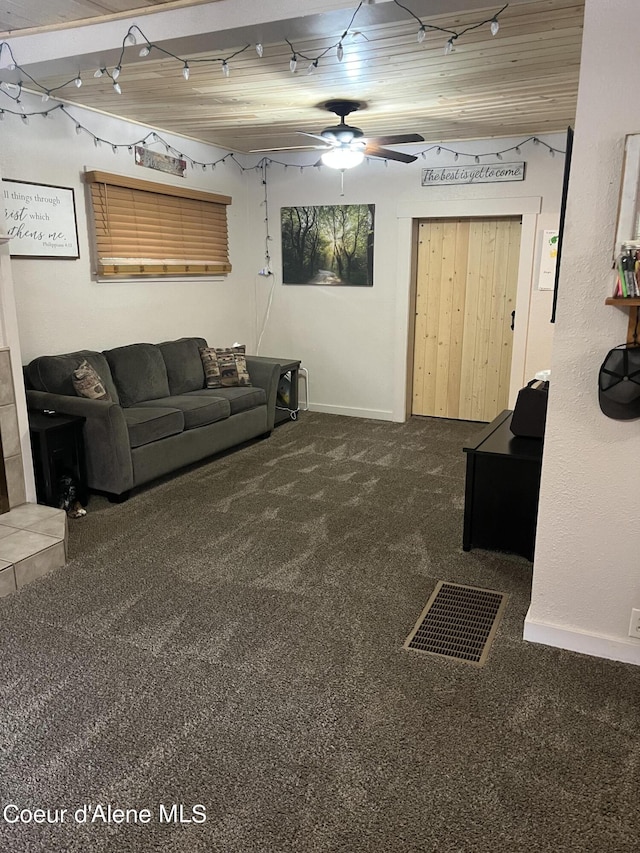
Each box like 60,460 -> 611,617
393,196 -> 541,421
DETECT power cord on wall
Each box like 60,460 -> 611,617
255,159 -> 275,355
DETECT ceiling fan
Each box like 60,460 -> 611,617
251,100 -> 424,169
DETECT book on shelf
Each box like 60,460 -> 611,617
614,245 -> 640,297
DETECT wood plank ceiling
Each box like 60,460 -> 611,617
2,0 -> 585,153
0,1 -> 214,34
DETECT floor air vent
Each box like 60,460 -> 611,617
404,581 -> 508,667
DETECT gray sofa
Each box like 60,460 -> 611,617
24,337 -> 281,500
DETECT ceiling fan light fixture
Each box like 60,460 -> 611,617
321,147 -> 365,170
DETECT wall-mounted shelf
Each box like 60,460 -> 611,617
605,297 -> 640,343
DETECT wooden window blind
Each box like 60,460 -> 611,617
85,170 -> 232,277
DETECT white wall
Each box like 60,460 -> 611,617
0,92 -> 564,415
253,135 -> 564,420
0,95 -> 253,362
525,0 -> 640,665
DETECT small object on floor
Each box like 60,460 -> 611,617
56,472 -> 88,518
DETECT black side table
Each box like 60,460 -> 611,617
256,357 -> 302,425
28,411 -> 87,507
462,410 -> 543,561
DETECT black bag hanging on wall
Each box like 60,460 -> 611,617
510,379 -> 549,438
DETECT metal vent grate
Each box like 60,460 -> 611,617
404,581 -> 508,667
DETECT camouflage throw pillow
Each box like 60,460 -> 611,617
199,347 -> 223,388
72,359 -> 111,401
214,345 -> 252,387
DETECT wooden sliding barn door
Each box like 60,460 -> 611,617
411,216 -> 521,422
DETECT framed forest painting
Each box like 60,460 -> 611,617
281,204 -> 374,286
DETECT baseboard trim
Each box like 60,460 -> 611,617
308,403 -> 394,421
523,614 -> 640,666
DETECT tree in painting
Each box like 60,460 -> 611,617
281,204 -> 375,286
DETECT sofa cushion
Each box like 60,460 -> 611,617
104,343 -> 170,407
159,337 -> 207,395
72,358 -> 112,401
137,395 -> 230,429
186,386 -> 266,415
26,350 -> 119,403
123,406 -> 184,449
215,345 -> 252,387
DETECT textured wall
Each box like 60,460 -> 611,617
253,135 -> 564,419
526,0 -> 640,664
0,94 -> 254,362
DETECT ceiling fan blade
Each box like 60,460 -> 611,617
365,133 -> 424,146
298,131 -> 332,144
250,145 -> 329,153
365,144 -> 417,164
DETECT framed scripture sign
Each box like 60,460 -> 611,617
2,179 -> 80,259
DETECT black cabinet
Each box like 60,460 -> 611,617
29,411 -> 87,507
463,410 -> 543,561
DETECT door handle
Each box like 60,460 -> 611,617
510,310 -> 516,331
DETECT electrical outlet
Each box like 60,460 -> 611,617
628,608 -> 640,639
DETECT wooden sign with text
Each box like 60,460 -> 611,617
421,162 -> 526,187
2,179 -> 79,259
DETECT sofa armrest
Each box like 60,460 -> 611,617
26,390 -> 134,495
246,357 -> 281,432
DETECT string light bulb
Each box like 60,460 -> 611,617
41,92 -> 50,102
337,42 -> 344,61
256,43 -> 263,57
74,75 -> 82,88
417,26 -> 427,44
94,68 -> 104,78
289,54 -> 297,72
182,62 -> 190,80
139,45 -> 151,57
496,152 -> 503,160
112,144 -> 118,153
0,111 -> 4,121
444,37 -> 454,55
75,124 -> 82,134
112,65 -> 121,80
490,17 -> 499,36
474,155 -> 480,164
124,31 -> 137,46
113,81 -> 122,94
307,59 -> 318,75
21,114 -> 29,124
221,60 -> 229,77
